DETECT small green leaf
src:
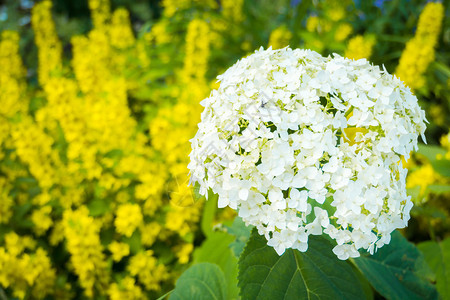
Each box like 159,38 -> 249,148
200,191 -> 217,237
238,229 -> 367,300
427,184 -> 450,195
193,231 -> 239,299
87,198 -> 110,217
430,159 -> 450,178
352,231 -> 438,300
225,216 -> 253,257
170,263 -> 227,300
122,230 -> 142,254
417,144 -> 446,162
418,238 -> 450,299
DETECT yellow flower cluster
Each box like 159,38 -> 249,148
148,18 -> 212,259
161,0 -> 217,18
396,2 -> 444,90
127,250 -> 169,291
345,35 -> 376,60
108,242 -> 130,262
183,19 -> 211,82
110,8 -> 136,49
108,277 -> 144,300
115,203 -> 143,237
268,25 -> 293,49
222,0 -> 244,24
407,164 -> 442,198
406,131 -> 450,202
0,0 -> 211,297
31,1 -> 62,85
63,207 -> 109,297
89,0 -> 111,28
303,0 -> 353,52
0,31 -> 27,118
334,23 -> 353,42
0,233 -> 56,299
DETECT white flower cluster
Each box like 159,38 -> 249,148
188,47 -> 426,260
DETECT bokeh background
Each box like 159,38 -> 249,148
0,0 -> 448,299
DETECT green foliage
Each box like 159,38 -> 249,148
418,237 -> 450,299
224,216 -> 253,257
352,231 -> 437,300
238,229 -> 366,300
170,263 -> 228,300
193,231 -> 239,299
200,192 -> 217,237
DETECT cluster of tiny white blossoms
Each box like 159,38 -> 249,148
188,47 -> 426,260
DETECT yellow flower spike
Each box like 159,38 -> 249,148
222,0 -> 244,24
345,35 -> 376,60
396,2 -> 444,90
88,0 -> 111,29
268,25 -> 293,50
0,30 -> 28,117
334,23 -> 353,42
110,8 -> 135,49
0,179 -> 13,224
31,0 -> 63,86
182,19 -> 211,84
306,16 -> 319,32
63,207 -> 109,297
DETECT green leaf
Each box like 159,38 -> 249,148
193,231 -> 239,299
417,144 -> 446,163
430,159 -> 450,178
201,191 -> 217,237
427,184 -> 450,195
352,231 -> 438,300
238,229 -> 367,300
225,216 -> 253,257
418,238 -> 450,299
170,262 -> 227,300
87,198 -> 110,217
122,230 -> 142,254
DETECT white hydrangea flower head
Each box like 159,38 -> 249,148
188,47 -> 426,260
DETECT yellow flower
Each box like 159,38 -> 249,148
222,0 -> 244,24
31,205 -> 53,236
31,0 -> 62,85
108,241 -> 130,262
110,8 -> 135,49
88,0 -> 111,28
268,26 -> 293,49
108,276 -> 144,300
345,35 -> 376,60
174,243 -> 193,264
406,164 -> 441,197
306,16 -> 319,32
127,250 -> 168,291
395,2 -> 444,90
115,203 -> 143,237
335,23 -> 353,42
140,222 -> 161,247
63,206 -> 109,297
182,19 -> 211,83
